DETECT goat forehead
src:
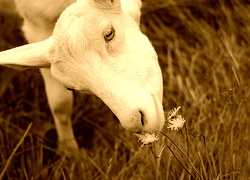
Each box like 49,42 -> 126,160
59,4 -> 124,33
57,11 -> 130,45
57,0 -> 134,35
70,0 -> 121,17
64,15 -> 114,45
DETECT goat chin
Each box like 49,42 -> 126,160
0,0 -> 165,151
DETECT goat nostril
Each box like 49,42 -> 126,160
66,87 -> 75,91
139,111 -> 145,126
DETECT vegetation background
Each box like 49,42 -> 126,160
0,0 -> 249,179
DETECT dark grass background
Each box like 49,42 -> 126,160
0,0 -> 250,179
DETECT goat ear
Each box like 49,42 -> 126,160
0,38 -> 53,70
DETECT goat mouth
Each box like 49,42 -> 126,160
134,131 -> 160,136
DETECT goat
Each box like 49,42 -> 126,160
0,0 -> 165,152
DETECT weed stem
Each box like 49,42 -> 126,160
160,131 -> 202,179
0,123 -> 32,180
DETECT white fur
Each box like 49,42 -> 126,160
0,0 -> 164,151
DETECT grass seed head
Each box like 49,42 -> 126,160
136,133 -> 159,146
167,107 -> 186,131
167,115 -> 186,131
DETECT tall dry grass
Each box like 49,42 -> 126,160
0,0 -> 249,179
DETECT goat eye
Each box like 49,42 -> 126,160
104,28 -> 115,43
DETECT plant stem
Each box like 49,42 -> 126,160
0,123 -> 32,180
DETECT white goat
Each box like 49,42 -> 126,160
0,0 -> 165,151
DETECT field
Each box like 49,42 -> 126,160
0,0 -> 249,179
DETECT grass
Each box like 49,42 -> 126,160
0,0 -> 249,179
